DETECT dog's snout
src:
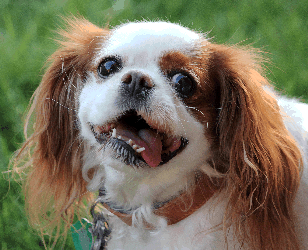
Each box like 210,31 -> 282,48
121,71 -> 154,97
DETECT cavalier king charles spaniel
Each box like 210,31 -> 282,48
15,17 -> 308,249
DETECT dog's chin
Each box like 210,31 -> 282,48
88,110 -> 189,168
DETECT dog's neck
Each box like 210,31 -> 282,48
101,171 -> 218,227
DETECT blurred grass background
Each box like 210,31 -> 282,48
1,0 -> 307,249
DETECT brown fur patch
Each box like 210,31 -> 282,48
12,17 -> 109,246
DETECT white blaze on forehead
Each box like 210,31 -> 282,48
96,21 -> 201,64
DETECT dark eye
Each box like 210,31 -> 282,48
98,57 -> 122,78
170,72 -> 196,98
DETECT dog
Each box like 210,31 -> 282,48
14,17 -> 308,249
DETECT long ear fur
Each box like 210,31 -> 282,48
208,44 -> 302,250
12,17 -> 107,244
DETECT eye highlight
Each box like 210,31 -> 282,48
169,72 -> 196,98
98,57 -> 122,78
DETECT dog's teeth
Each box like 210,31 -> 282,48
136,147 -> 145,153
132,145 -> 138,150
112,128 -> 116,137
128,139 -> 133,146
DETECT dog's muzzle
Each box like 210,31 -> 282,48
89,110 -> 188,168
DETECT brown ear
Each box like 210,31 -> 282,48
208,44 -> 302,249
14,17 -> 108,240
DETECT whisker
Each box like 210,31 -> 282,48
46,98 -> 77,111
184,106 -> 206,118
181,105 -> 211,129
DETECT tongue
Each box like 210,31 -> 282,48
115,125 -> 162,167
138,129 -> 162,168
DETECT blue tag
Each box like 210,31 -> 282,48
71,219 -> 92,250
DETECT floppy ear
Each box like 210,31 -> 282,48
208,44 -> 302,249
14,17 -> 108,239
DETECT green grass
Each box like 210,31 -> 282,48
1,0 -> 307,249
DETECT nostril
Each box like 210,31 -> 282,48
121,74 -> 133,84
140,75 -> 154,88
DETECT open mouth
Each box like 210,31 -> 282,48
89,110 -> 188,167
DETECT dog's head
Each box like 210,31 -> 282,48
78,21 -> 216,196
15,17 -> 302,249
80,21 -> 205,168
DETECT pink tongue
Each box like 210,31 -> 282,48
138,129 -> 162,168
115,125 -> 162,167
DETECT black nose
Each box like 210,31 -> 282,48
121,71 -> 154,98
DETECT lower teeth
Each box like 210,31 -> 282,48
105,137 -> 142,165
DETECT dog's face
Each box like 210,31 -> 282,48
78,22 -> 217,185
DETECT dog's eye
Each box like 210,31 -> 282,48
98,57 -> 122,78
170,73 -> 196,98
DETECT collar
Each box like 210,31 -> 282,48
100,172 -> 218,229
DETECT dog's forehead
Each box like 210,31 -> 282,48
100,21 -> 200,62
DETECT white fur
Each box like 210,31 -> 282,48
278,97 -> 308,250
94,21 -> 202,66
77,21 -> 308,249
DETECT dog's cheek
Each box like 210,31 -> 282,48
79,81 -> 121,122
